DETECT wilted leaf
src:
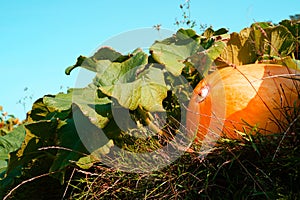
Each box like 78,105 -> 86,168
202,27 -> 215,38
216,28 -> 258,67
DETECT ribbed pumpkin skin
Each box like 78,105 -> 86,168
186,64 -> 299,143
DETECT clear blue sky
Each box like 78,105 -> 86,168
1,0 -> 299,120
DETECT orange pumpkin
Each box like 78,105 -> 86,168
186,64 -> 299,143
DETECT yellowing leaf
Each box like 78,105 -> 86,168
216,28 -> 257,67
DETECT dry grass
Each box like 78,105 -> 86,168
66,119 -> 300,200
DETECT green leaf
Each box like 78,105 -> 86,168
8,120 -> 58,169
92,46 -> 125,62
28,95 -> 71,122
189,41 -> 226,75
44,92 -> 72,112
279,19 -> 300,39
49,119 -> 89,183
251,23 -> 297,56
72,88 -> 111,105
65,47 -> 129,75
0,165 -> 22,198
93,51 -> 148,86
100,67 -> 168,112
216,22 -> 298,67
0,125 -> 25,178
73,102 -> 111,129
206,41 -> 226,60
150,29 -> 200,76
268,25 -> 296,56
76,139 -> 114,169
65,55 -> 88,75
71,87 -> 113,130
258,55 -> 300,70
176,29 -> 199,40
27,98 -> 52,121
2,119 -> 58,194
214,28 -> 229,36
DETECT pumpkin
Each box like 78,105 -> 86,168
186,64 -> 299,143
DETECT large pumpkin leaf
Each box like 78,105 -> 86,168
76,139 -> 114,169
3,119 -> 59,192
202,27 -> 229,40
251,23 -> 297,57
189,41 -> 226,75
70,86 -> 113,130
279,19 -> 300,59
257,55 -> 300,70
267,25 -> 296,56
49,119 -> 90,183
216,22 -> 298,67
0,125 -> 25,177
150,29 -> 200,76
65,47 -> 129,75
44,87 -> 111,111
215,28 -> 258,67
91,46 -> 127,62
100,66 -> 168,112
93,51 -> 148,86
43,86 -> 112,130
27,98 -> 52,121
43,92 -> 73,112
70,103 -> 117,166
65,56 -> 97,75
176,28 -> 200,40
15,120 -> 59,159
73,102 -> 111,129
28,93 -> 71,122
72,87 -> 111,105
279,19 -> 300,40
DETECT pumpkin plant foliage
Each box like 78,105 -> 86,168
0,18 -> 299,198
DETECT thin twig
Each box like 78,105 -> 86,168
75,168 -> 100,176
272,115 -> 299,161
61,168 -> 76,200
38,146 -> 89,156
3,171 -> 59,200
228,149 -> 270,199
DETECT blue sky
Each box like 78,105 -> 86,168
1,0 -> 299,120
